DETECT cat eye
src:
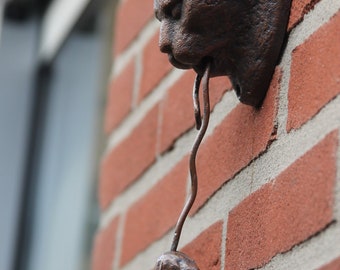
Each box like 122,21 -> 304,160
170,2 -> 182,20
155,0 -> 182,21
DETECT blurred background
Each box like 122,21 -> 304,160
0,0 -> 115,269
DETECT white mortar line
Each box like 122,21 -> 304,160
335,129 -> 340,221
101,91 -> 239,228
155,93 -> 165,160
119,95 -> 340,270
111,19 -> 159,79
276,52 -> 292,136
113,214 -> 126,270
131,52 -> 142,109
220,216 -> 228,270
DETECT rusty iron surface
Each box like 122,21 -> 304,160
154,251 -> 200,270
154,0 -> 292,107
154,61 -> 210,270
171,63 -> 210,252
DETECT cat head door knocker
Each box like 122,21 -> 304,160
154,0 -> 291,107
153,1 -> 291,269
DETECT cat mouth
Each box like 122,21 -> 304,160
168,54 -> 194,70
168,53 -> 212,75
168,53 -> 227,78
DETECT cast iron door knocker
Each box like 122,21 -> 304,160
153,0 -> 292,269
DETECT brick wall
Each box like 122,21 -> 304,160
92,0 -> 340,269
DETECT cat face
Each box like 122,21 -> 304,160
154,0 -> 291,107
154,0 -> 248,77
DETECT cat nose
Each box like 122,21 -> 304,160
159,39 -> 172,54
159,22 -> 172,54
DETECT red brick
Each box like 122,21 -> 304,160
182,222 -> 223,270
287,12 -> 340,131
160,71 -> 231,154
105,60 -> 134,133
121,157 -> 188,266
288,0 -> 321,30
319,257 -> 340,270
193,68 -> 281,212
138,31 -> 172,102
225,131 -> 338,270
91,217 -> 119,270
113,0 -> 154,55
100,105 -> 159,209
209,76 -> 232,104
159,71 -> 196,153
